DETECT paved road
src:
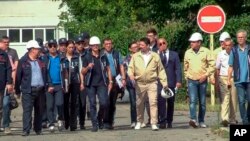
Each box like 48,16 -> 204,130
0,102 -> 228,141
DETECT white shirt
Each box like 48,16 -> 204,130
142,51 -> 151,68
150,43 -> 156,51
164,49 -> 169,63
216,50 -> 231,76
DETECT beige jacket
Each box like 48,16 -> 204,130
184,46 -> 215,80
128,51 -> 168,88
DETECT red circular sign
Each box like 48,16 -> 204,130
197,5 -> 226,34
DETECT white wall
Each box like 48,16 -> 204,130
0,0 -> 67,57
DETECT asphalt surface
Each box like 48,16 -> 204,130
0,101 -> 229,141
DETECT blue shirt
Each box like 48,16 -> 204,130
30,60 -> 44,86
228,46 -> 250,84
49,55 -> 61,84
106,52 -> 123,77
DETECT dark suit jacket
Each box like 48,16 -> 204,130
160,50 -> 182,88
151,44 -> 158,53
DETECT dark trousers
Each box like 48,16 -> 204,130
104,84 -> 119,125
0,89 -> 4,127
22,87 -> 45,133
46,85 -> 64,126
157,85 -> 176,124
79,89 -> 87,126
86,86 -> 108,127
127,86 -> 137,123
64,83 -> 79,130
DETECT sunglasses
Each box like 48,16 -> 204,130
158,42 -> 166,46
48,45 -> 57,48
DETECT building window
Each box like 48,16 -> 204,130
0,30 -> 7,38
46,29 -> 55,41
0,28 -> 56,43
9,29 -> 20,42
22,29 -> 33,42
35,29 -> 44,40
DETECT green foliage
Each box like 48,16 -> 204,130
55,0 -> 250,57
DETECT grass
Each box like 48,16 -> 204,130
210,123 -> 230,139
175,102 -> 220,112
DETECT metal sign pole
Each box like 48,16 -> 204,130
210,34 -> 215,106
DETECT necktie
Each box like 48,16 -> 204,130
162,51 -> 166,66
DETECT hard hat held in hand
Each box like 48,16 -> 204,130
161,87 -> 174,99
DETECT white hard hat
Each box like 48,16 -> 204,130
26,40 -> 41,49
89,36 -> 101,45
161,87 -> 174,99
189,32 -> 203,41
219,32 -> 231,42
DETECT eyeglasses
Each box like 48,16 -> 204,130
158,42 -> 166,46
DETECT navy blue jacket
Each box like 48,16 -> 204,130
0,49 -> 12,90
43,53 -> 65,88
61,54 -> 80,84
160,50 -> 182,88
15,53 -> 47,94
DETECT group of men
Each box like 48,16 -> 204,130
0,28 -> 249,136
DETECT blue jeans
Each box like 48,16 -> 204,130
127,86 -> 137,123
3,95 -> 10,128
235,82 -> 250,125
188,79 -> 207,123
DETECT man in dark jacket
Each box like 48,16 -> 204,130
0,42 -> 13,133
15,40 -> 47,136
157,38 -> 182,128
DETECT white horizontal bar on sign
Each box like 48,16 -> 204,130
201,16 -> 222,23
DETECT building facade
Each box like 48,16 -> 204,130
0,0 -> 67,57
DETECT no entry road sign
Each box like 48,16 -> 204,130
197,5 -> 226,34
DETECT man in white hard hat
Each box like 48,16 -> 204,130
15,40 -> 47,136
81,36 -> 113,132
184,32 -> 215,128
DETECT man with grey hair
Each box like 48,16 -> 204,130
228,29 -> 250,125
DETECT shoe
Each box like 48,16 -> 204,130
103,124 -> 114,130
42,122 -> 48,128
199,122 -> 207,128
22,132 -> 29,136
80,125 -> 86,130
58,120 -> 64,131
49,126 -> 55,133
134,123 -> 141,130
70,127 -> 77,131
130,122 -> 136,128
99,122 -> 104,129
4,127 -> 12,134
151,124 -> 159,131
167,123 -> 172,128
159,124 -> 166,129
91,126 -> 98,132
0,127 -> 4,132
35,131 -> 42,135
189,120 -> 198,128
229,120 -> 238,125
140,123 -> 146,128
221,120 -> 229,127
